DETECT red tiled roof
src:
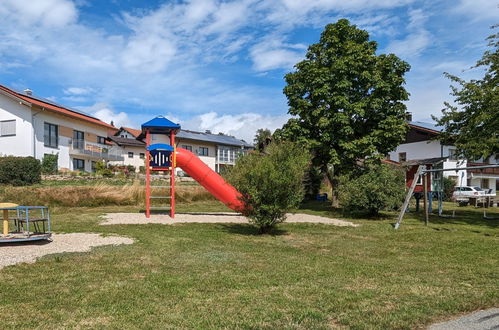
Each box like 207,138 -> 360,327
0,84 -> 117,130
382,159 -> 400,166
121,127 -> 142,138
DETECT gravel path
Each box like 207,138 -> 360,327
101,212 -> 358,227
0,233 -> 134,270
428,308 -> 499,330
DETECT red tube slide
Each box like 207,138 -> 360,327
175,148 -> 245,212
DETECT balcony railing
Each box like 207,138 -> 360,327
69,139 -> 123,161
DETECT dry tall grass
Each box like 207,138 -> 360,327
0,181 -> 216,207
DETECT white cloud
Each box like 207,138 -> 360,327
63,87 -> 94,96
251,39 -> 306,71
81,103 -> 131,128
454,0 -> 499,21
0,0 -> 77,28
183,111 -> 290,143
386,9 -> 431,58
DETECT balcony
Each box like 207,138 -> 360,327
69,139 -> 124,161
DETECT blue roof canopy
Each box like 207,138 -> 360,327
141,116 -> 181,135
147,143 -> 174,151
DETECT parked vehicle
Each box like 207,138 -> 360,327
452,186 -> 486,206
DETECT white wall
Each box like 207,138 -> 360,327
120,145 -> 146,171
0,94 -> 33,157
33,111 -> 113,172
389,140 -> 442,162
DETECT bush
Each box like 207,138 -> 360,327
95,161 -> 113,178
0,156 -> 41,186
442,176 -> 456,201
41,154 -> 58,174
338,163 -> 405,216
303,166 -> 323,200
226,142 -> 309,233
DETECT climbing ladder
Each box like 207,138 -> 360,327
144,129 -> 176,218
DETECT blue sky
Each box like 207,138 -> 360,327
0,0 -> 497,142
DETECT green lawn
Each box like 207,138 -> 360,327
0,201 -> 497,329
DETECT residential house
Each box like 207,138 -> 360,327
388,120 -> 498,194
110,127 -> 254,173
0,84 -> 122,172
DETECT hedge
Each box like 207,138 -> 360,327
0,156 -> 41,186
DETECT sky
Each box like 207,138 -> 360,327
0,0 -> 497,143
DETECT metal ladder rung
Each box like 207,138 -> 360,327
150,196 -> 171,199
150,186 -> 171,188
149,207 -> 172,210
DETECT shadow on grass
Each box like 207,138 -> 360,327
426,208 -> 499,229
298,200 -> 393,221
218,223 -> 288,236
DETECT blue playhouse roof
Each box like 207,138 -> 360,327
141,116 -> 181,134
146,143 -> 174,151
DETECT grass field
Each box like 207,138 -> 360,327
0,200 -> 497,329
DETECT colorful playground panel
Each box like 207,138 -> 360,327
141,116 -> 244,219
0,204 -> 52,243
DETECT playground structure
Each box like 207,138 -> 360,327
0,203 -> 52,243
395,163 -> 499,229
141,116 -> 244,218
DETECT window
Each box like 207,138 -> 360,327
416,174 -> 423,185
97,136 -> 106,144
182,145 -> 192,151
448,149 -> 458,160
199,147 -> 209,156
91,161 -> 97,173
398,152 -> 406,162
73,158 -> 85,171
140,153 -> 145,159
128,152 -> 134,158
0,120 -> 15,136
219,147 -> 229,162
73,130 -> 84,149
44,122 -> 58,148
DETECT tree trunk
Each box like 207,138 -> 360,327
322,164 -> 340,208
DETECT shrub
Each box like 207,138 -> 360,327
303,166 -> 323,200
41,154 -> 58,174
95,161 -> 113,178
442,176 -> 456,201
338,163 -> 405,216
226,142 -> 309,233
0,156 -> 41,186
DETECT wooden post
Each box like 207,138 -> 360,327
3,209 -> 8,235
423,172 -> 429,226
395,165 -> 424,229
145,129 -> 151,218
170,130 -> 175,219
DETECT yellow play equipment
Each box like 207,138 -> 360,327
0,203 -> 52,243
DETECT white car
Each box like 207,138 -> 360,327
452,186 -> 486,206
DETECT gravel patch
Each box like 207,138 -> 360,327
0,233 -> 134,270
428,308 -> 499,330
101,212 -> 358,227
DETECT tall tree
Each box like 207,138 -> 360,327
277,19 -> 410,198
253,128 -> 272,152
433,27 -> 498,160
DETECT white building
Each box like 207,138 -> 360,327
110,127 -> 254,173
389,121 -> 498,194
0,84 -> 122,172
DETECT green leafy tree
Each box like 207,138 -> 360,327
433,28 -> 499,160
41,154 -> 58,175
253,128 -> 272,152
226,142 -> 309,233
338,163 -> 405,216
277,19 -> 410,203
